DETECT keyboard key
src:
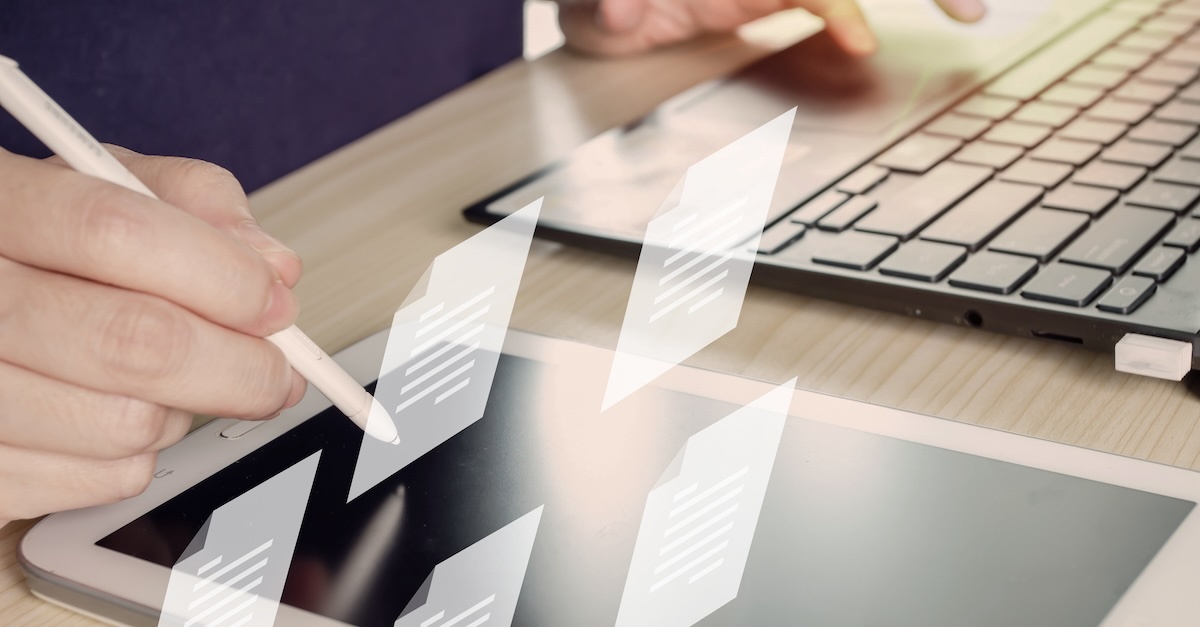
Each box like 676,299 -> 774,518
836,164 -> 889,194
1059,206 -> 1174,272
1100,138 -> 1173,167
1042,83 -> 1106,107
1073,161 -> 1147,191
1096,275 -> 1157,314
1126,119 -> 1198,145
1155,100 -> 1200,125
1119,30 -> 1175,53
854,162 -> 992,239
810,231 -> 898,270
1154,158 -> 1200,186
989,208 -> 1089,261
1132,245 -> 1186,280
1093,47 -> 1154,71
1030,137 -> 1101,165
999,158 -> 1073,188
951,141 -> 1024,169
1042,184 -> 1119,215
756,221 -> 807,255
1179,82 -> 1200,103
986,13 -> 1136,100
1111,80 -> 1177,104
1140,61 -> 1198,85
1086,99 -> 1154,124
1058,118 -> 1128,144
878,240 -> 967,282
790,190 -> 849,225
924,113 -> 992,140
1162,42 -> 1200,66
919,181 -> 1043,250
1163,219 -> 1200,251
875,133 -> 962,173
956,94 -> 1021,120
817,196 -> 878,231
1124,180 -> 1200,212
1113,1 -> 1166,18
1140,15 -> 1195,37
1182,136 -> 1200,160
983,121 -> 1053,148
1021,263 -> 1112,306
1012,101 -> 1078,128
1166,3 -> 1200,20
948,251 -> 1038,294
1068,65 -> 1130,89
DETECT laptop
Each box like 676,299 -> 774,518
465,0 -> 1200,379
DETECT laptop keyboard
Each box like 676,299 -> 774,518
758,0 -> 1200,316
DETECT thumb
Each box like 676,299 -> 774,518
97,146 -> 304,288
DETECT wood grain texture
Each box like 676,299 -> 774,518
6,19 -> 1200,626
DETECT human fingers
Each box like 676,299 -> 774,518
0,444 -> 158,522
794,0 -> 878,56
103,147 -> 304,289
0,149 -> 296,338
595,0 -> 652,32
0,259 -> 296,419
102,149 -> 309,411
557,0 -> 667,56
562,0 -> 878,58
932,0 -> 986,22
0,359 -> 192,460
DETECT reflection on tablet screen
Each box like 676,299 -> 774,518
101,354 -> 1195,627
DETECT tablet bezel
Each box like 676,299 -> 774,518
19,328 -> 1200,626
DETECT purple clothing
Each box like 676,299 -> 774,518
0,1 -> 524,190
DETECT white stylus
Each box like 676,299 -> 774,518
0,56 -> 400,445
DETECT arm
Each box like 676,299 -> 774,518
558,0 -> 987,57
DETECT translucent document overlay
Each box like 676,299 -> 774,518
158,452 -> 320,627
393,506 -> 544,627
602,110 -> 795,410
349,200 -> 542,502
614,380 -> 793,627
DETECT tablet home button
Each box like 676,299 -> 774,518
219,420 -> 265,439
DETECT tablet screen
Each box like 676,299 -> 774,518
100,353 -> 1195,627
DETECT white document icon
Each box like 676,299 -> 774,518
158,452 -> 320,627
602,110 -> 795,410
393,506 -> 543,627
348,200 -> 541,502
614,380 -> 792,627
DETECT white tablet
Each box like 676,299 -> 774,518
19,329 -> 1200,626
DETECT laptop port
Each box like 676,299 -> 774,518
964,310 -> 983,328
1031,330 -> 1083,345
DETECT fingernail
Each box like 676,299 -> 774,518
238,220 -> 299,259
943,0 -> 987,22
262,279 -> 299,328
846,24 -> 878,56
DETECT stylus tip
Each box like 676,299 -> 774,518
390,436 -> 401,446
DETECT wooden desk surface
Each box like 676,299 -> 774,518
5,18 -> 1200,626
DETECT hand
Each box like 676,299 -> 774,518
559,0 -> 987,57
0,147 -> 307,528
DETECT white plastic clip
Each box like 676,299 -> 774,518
1114,333 -> 1193,381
